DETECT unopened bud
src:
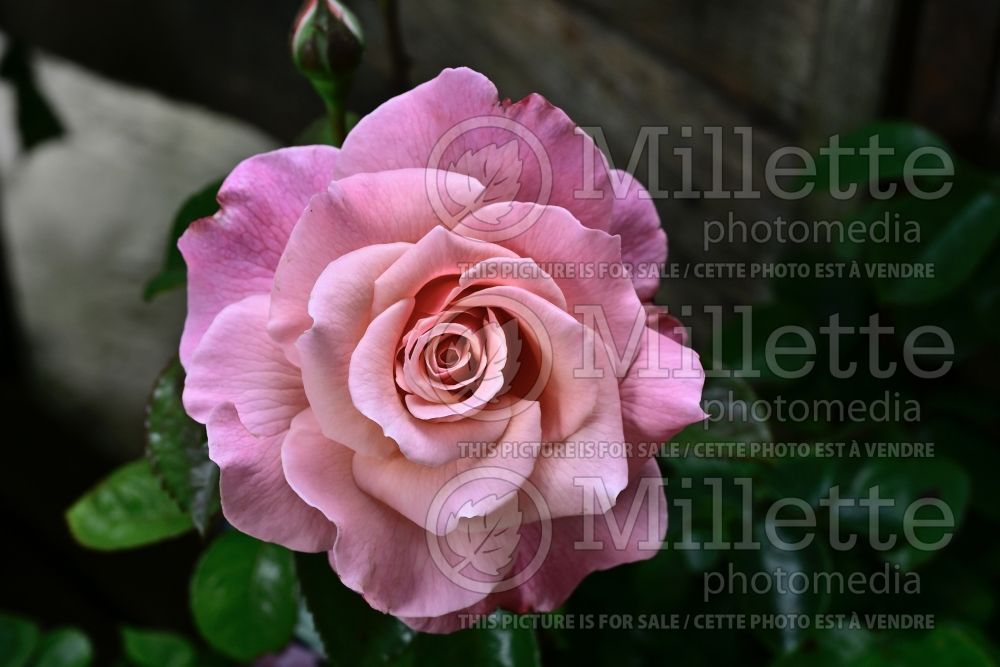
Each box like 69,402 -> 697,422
291,0 -> 364,108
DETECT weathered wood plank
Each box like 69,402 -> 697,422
564,0 -> 825,129
909,0 -> 1000,153
800,0 -> 900,145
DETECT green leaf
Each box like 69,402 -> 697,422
901,626 -> 998,667
921,561 -> 996,628
810,121 -> 950,192
396,613 -> 541,667
761,455 -> 840,510
190,532 -> 298,662
121,628 -> 197,667
32,628 -> 93,667
929,419 -> 1000,523
294,552 -> 414,666
843,162 -> 1000,306
856,625 -> 997,667
717,303 -> 818,384
66,460 -> 193,550
888,240 -> 1000,359
0,613 -> 40,667
146,359 -> 220,534
877,189 -> 1000,304
770,628 -> 874,667
185,461 -> 220,536
736,524 -> 833,655
844,457 -> 970,568
144,179 -> 222,300
665,377 -> 773,569
292,600 -> 326,656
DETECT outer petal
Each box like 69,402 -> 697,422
619,326 -> 707,473
645,304 -> 689,346
207,404 -> 335,552
511,457 -> 667,611
607,170 -> 667,302
179,146 -> 338,366
184,294 -> 306,438
281,410 -> 493,617
267,168 -> 485,349
335,67 -> 615,235
297,243 -> 411,458
403,457 -> 667,632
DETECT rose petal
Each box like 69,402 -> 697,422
268,168 -> 486,350
402,457 -> 667,632
645,304 -> 689,346
351,401 -> 542,533
349,299 -> 510,465
297,243 -> 410,458
519,310 -> 629,520
619,326 -> 707,474
510,457 -> 667,611
207,404 -> 335,552
179,146 -> 338,366
370,225 -> 518,317
607,170 -> 667,302
456,256 -> 568,311
335,67 -> 614,235
281,410 -> 494,617
185,294 -> 305,438
402,311 -> 508,422
457,202 -> 646,378
450,285 -> 603,443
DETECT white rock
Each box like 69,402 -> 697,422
0,38 -> 277,456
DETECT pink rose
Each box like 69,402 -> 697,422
180,68 -> 704,632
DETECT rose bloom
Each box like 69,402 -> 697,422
180,68 -> 704,632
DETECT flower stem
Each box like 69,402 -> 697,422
328,99 -> 348,146
378,0 -> 410,93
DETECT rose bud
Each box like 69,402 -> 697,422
291,0 -> 364,110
